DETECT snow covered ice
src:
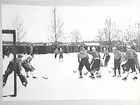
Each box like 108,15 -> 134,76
2,53 -> 140,101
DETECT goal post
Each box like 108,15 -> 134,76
2,29 -> 17,97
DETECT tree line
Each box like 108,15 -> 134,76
3,7 -> 140,52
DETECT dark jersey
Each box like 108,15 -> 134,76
125,49 -> 137,60
87,51 -> 100,59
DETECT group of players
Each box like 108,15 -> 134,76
3,47 -> 64,88
54,47 -> 64,62
2,44 -> 140,88
3,54 -> 36,87
77,45 -> 140,80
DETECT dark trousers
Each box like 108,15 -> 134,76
121,62 -> 127,73
78,58 -> 90,76
91,59 -> 100,72
114,58 -> 121,76
105,55 -> 110,66
59,54 -> 63,59
3,62 -> 28,86
55,54 -> 57,58
126,59 -> 136,72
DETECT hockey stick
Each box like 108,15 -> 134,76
73,69 -> 89,75
84,71 -> 89,75
42,76 -> 48,79
73,70 -> 78,73
30,75 -> 48,80
109,67 -> 114,73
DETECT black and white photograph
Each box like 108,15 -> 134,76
0,0 -> 140,105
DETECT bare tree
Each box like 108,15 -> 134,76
96,29 -> 105,43
103,17 -> 119,51
49,6 -> 64,44
123,19 -> 137,43
14,15 -> 27,44
70,29 -> 82,43
104,17 -> 119,41
137,23 -> 140,51
96,29 -> 106,52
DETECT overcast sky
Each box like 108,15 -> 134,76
2,4 -> 140,42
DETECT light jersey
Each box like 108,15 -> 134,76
113,50 -> 122,59
59,50 -> 63,55
125,49 -> 137,60
54,49 -> 59,54
103,50 -> 109,56
78,51 -> 89,59
22,56 -> 32,64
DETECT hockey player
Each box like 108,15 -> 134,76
54,48 -> 59,59
135,57 -> 140,73
77,47 -> 90,78
122,45 -> 138,81
3,54 -> 28,87
87,47 -> 101,78
112,47 -> 122,77
102,47 -> 110,67
121,54 -> 127,74
59,47 -> 64,62
22,55 -> 37,78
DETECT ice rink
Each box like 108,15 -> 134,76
2,53 -> 140,102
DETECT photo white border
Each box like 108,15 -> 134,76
0,0 -> 140,105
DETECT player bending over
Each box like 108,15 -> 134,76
3,54 -> 28,87
22,55 -> 37,78
122,45 -> 138,81
87,47 -> 101,79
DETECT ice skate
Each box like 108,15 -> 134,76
33,76 -> 37,79
79,75 -> 83,78
26,75 -> 29,78
89,75 -> 95,79
89,75 -> 92,78
3,82 -> 6,87
117,75 -> 121,78
122,77 -> 127,81
113,75 -> 116,77
91,76 -> 95,79
22,82 -> 27,87
96,75 -> 101,78
132,76 -> 137,80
